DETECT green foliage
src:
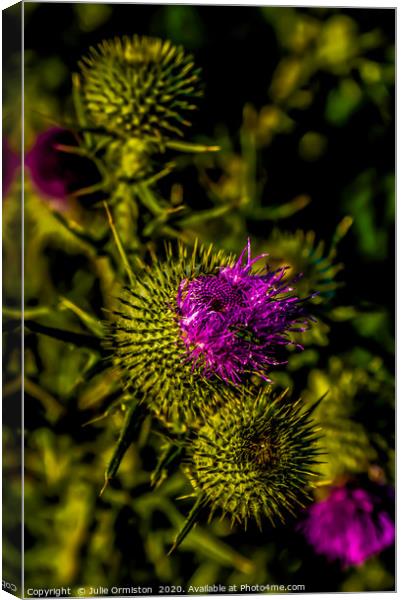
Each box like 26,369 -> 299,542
304,354 -> 393,484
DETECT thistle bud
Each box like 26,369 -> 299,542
79,35 -> 202,141
266,226 -> 350,301
184,387 -> 321,528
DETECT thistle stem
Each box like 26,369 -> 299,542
103,201 -> 135,287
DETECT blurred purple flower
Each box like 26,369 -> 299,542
26,127 -> 99,204
2,137 -> 20,195
299,484 -> 395,566
176,240 -> 311,384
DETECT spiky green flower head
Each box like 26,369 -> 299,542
79,36 -> 202,179
107,242 -> 235,426
265,218 -> 352,302
184,387 -> 321,528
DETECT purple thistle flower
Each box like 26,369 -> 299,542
176,240 -> 311,384
25,127 -> 100,205
299,484 -> 395,567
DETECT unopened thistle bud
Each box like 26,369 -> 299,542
79,35 -> 202,141
184,387 -> 321,528
108,241 -> 312,423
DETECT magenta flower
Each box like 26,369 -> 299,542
299,484 -> 395,566
176,240 -> 311,384
25,127 -> 99,204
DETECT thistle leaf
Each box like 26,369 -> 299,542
103,201 -> 135,286
151,443 -> 183,489
25,320 -> 102,351
59,296 -> 105,337
100,399 -> 143,496
168,494 -> 205,555
165,140 -> 220,154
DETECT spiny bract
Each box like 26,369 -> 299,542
79,35 -> 202,141
184,387 -> 321,528
266,219 -> 352,301
107,242 -> 235,424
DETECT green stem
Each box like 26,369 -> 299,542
3,306 -> 50,320
103,201 -> 135,286
165,139 -> 220,153
135,182 -> 165,216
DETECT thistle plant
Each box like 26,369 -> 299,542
107,240 -> 312,423
70,35 -> 219,247
77,35 -> 203,182
169,387 -> 320,550
17,8 -> 394,589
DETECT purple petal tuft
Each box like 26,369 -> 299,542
176,241 -> 312,383
299,484 -> 395,566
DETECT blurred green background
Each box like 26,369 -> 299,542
3,3 -> 395,594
